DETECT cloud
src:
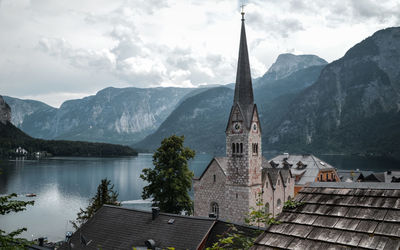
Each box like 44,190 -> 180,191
1,0 -> 400,107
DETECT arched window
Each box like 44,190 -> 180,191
236,143 -> 239,154
265,203 -> 270,214
277,199 -> 282,209
211,202 -> 219,217
240,143 -> 243,153
232,143 -> 235,154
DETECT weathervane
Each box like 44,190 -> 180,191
240,3 -> 246,20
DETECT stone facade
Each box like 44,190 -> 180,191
193,12 -> 294,224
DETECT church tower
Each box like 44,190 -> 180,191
225,8 -> 263,219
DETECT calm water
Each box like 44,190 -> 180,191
0,153 -> 399,242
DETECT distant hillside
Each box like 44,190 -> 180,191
135,61 -> 326,153
0,95 -> 137,157
266,27 -> 400,159
5,87 -> 193,145
136,87 -> 232,154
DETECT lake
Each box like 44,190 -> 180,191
0,153 -> 399,242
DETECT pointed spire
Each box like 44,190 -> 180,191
233,8 -> 254,128
233,7 -> 253,108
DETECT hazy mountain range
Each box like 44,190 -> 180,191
3,26 -> 400,159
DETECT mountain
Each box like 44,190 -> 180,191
0,95 -> 137,157
5,87 -> 193,145
136,87 -> 233,154
0,95 -> 11,125
259,53 -> 327,82
266,27 -> 400,158
3,96 -> 56,127
135,56 -> 326,153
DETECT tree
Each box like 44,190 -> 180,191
140,135 -> 195,214
0,193 -> 34,248
71,178 -> 119,229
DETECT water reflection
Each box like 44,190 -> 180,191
0,154 -> 212,242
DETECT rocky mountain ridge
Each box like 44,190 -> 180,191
261,53 -> 327,82
0,95 -> 11,125
266,27 -> 400,157
5,87 -> 193,144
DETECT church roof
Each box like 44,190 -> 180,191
232,11 -> 255,129
194,157 -> 228,180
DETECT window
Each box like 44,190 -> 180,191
326,173 -> 329,180
265,180 -> 268,188
252,143 -> 258,155
213,174 -> 216,183
236,193 -> 238,199
265,203 -> 270,214
236,143 -> 240,154
240,143 -> 243,154
277,199 -> 282,209
232,143 -> 235,154
211,202 -> 219,217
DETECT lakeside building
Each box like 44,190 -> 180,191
269,153 -> 340,194
193,10 -> 294,223
252,182 -> 400,249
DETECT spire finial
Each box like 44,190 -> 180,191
241,4 -> 245,20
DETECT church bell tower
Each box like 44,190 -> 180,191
226,8 -> 262,197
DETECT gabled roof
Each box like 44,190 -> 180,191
269,154 -> 335,185
59,205 -> 261,250
195,157 -> 228,180
59,205 -> 217,250
252,182 -> 400,249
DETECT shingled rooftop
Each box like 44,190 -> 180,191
59,205 -> 260,250
252,182 -> 400,249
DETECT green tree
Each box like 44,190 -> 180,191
245,193 -> 280,229
0,193 -> 34,248
140,135 -> 195,215
71,178 -> 119,230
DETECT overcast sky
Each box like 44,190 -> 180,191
1,0 -> 399,107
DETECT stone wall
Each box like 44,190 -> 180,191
193,159 -> 226,218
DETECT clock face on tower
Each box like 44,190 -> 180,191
233,122 -> 241,133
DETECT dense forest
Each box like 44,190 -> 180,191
0,121 -> 137,158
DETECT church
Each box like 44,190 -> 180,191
193,10 -> 294,224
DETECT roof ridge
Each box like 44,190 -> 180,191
102,205 -> 217,221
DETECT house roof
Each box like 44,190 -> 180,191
262,156 -> 291,189
59,205 -> 261,250
59,205 -> 216,250
337,170 -> 374,182
269,154 -> 335,185
252,182 -> 400,249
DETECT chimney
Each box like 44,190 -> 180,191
38,237 -> 44,246
152,207 -> 160,220
145,239 -> 156,250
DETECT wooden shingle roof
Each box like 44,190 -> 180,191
252,182 -> 400,249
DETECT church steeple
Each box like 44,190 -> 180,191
233,8 -> 254,127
